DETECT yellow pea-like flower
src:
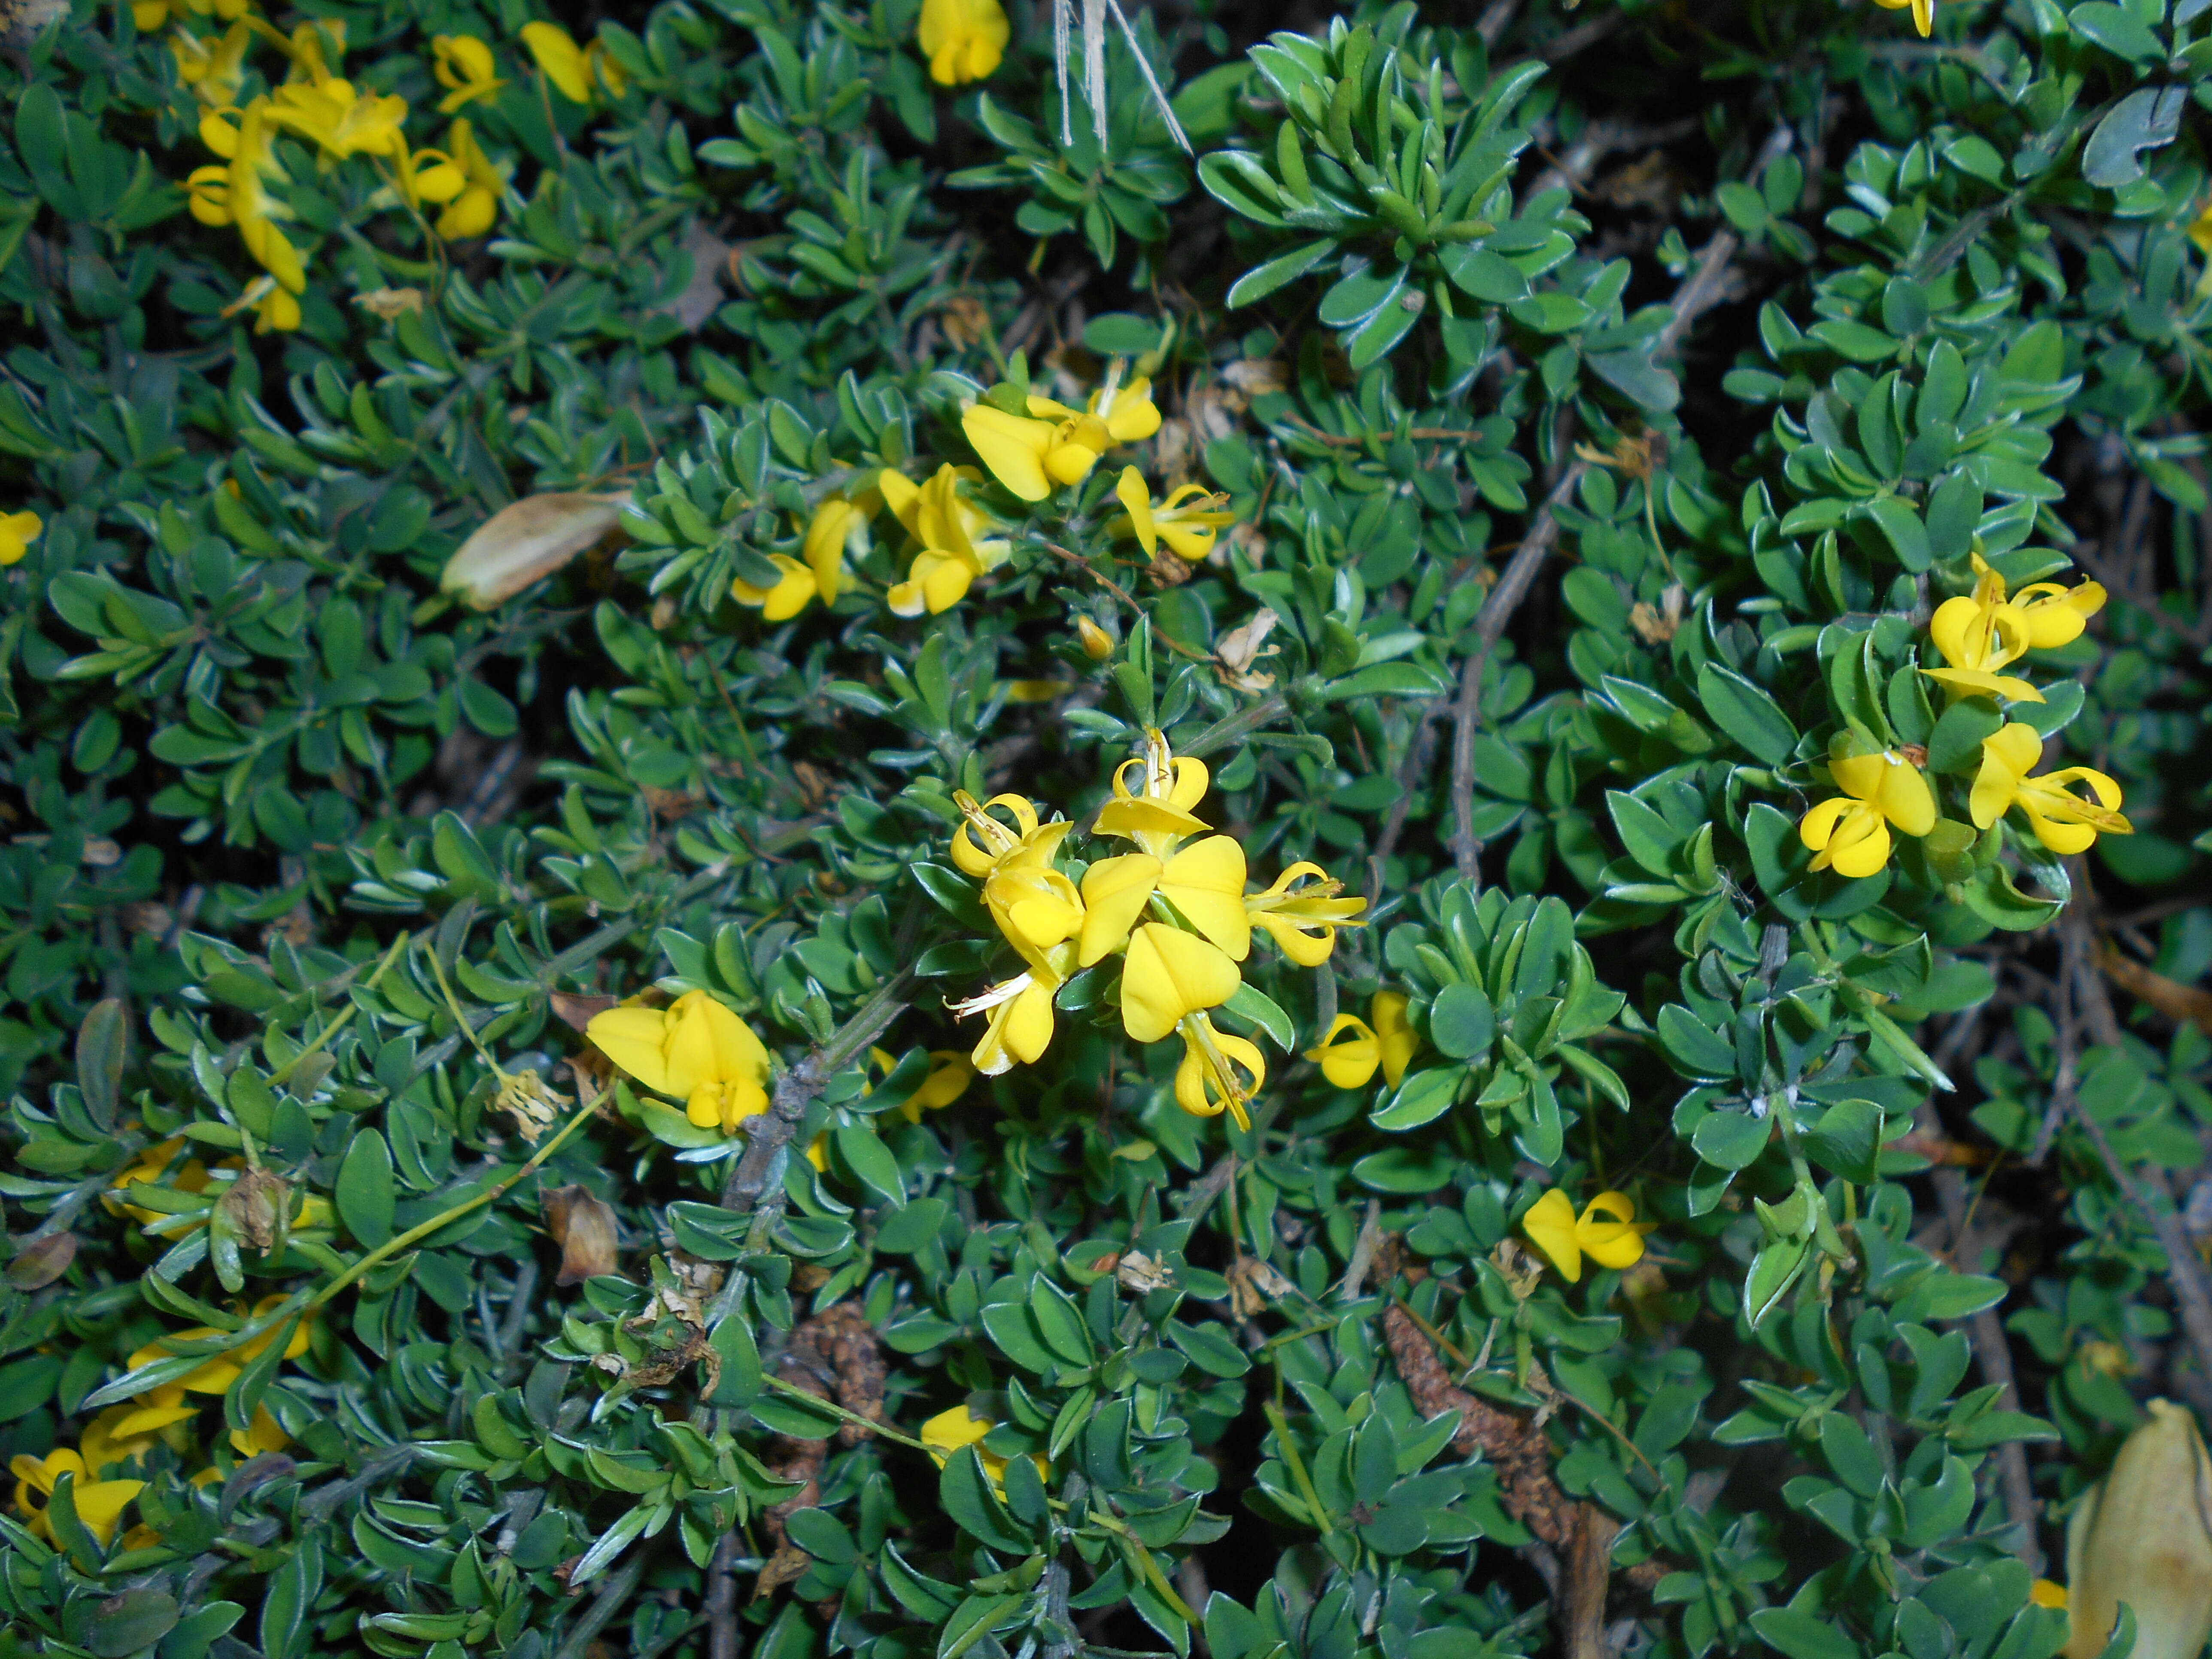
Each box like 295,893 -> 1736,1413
915,0 -> 1010,87
1119,922 -> 1240,1045
1798,747 -> 1936,878
1522,1189 -> 1655,1283
587,990 -> 773,1134
1970,723 -> 2132,856
1304,992 -> 1417,1090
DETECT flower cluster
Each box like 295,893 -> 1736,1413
945,731 -> 1365,1130
158,6 -> 597,330
1799,554 -> 2129,875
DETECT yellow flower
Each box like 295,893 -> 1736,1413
1923,553 -> 2103,703
170,20 -> 252,111
1798,746 -> 1936,878
2061,1399 -> 2212,1659
950,790 -> 1055,877
1119,922 -> 1240,1045
900,1051 -> 975,1123
229,1405 -> 290,1458
983,824 -> 1085,954
265,78 -> 409,160
1091,728 -> 1212,859
1969,723 -> 2131,856
953,961 -> 1066,1076
79,1406 -> 163,1476
586,990 -> 773,1134
1077,615 -> 1115,659
432,35 -> 507,113
802,497 -> 866,606
963,403 -> 1110,500
1522,1189 -> 1655,1284
880,464 -> 1011,615
107,1385 -> 197,1440
231,273 -> 301,334
1173,1012 -> 1266,1131
0,509 -> 44,567
2193,196 -> 2212,259
916,0 -> 1009,85
920,1403 -> 1046,1491
1872,0 -> 1936,36
1028,368 -> 1161,445
1304,992 -> 1417,1089
1112,468 -> 1234,565
434,120 -> 506,239
1076,836 -> 1249,966
2030,1580 -> 2069,1611
521,22 -> 626,104
190,99 -> 305,295
132,0 -> 247,30
1245,861 -> 1365,966
731,555 -> 819,621
127,1295 -> 313,1396
10,1449 -> 143,1546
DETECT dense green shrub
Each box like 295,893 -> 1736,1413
4,0 -> 2212,1658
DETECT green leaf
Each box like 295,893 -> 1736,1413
335,1129 -> 396,1248
1696,665 -> 1799,766
1427,983 -> 1495,1060
940,1446 -> 1034,1553
1370,1067 -> 1462,1130
1223,981 -> 1296,1051
1802,1099 -> 1882,1184
1226,240 -> 1338,308
2081,87 -> 2187,186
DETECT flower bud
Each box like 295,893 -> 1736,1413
1077,614 -> 1115,660
2063,1399 -> 2212,1659
542,1185 -> 620,1286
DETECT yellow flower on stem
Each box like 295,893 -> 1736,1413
982,824 -> 1085,954
1112,468 -> 1234,565
433,120 -> 506,239
1028,366 -> 1161,445
1173,1012 -> 1266,1130
191,99 -> 306,296
1076,835 -> 1249,966
962,403 -> 1106,501
1969,723 -> 2132,855
1871,0 -> 1936,36
801,497 -> 866,606
950,790 -> 1070,877
730,555 -> 818,622
586,990 -> 773,1134
1119,922 -> 1240,1044
1798,746 -> 1936,878
880,464 -> 1011,615
1245,861 -> 1365,966
1304,992 -> 1417,1090
10,1449 -> 143,1546
920,1403 -> 1045,1491
1522,1189 -> 1656,1283
432,35 -> 507,113
266,78 -> 408,160
1091,728 -> 1212,859
0,509 -> 40,566
171,21 -> 252,111
1922,553 -> 2103,703
953,960 -> 1066,1076
916,0 -> 1009,86
521,21 -> 625,104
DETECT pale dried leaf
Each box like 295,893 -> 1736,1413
442,493 -> 629,610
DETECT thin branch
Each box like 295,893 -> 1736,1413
718,970 -> 916,1213
1041,541 -> 1212,662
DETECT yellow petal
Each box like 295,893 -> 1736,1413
1876,758 -> 1936,838
1920,666 -> 2046,703
1829,750 -> 1890,802
1078,854 -> 1163,966
1522,1190 -> 1583,1282
730,553 -> 816,621
586,1006 -> 675,1094
962,404 -> 1056,501
1158,836 -> 1251,960
1575,1191 -> 1653,1270
1303,1014 -> 1381,1089
1120,925 -> 1239,1043
1117,466 -> 1157,556
1799,796 -> 1856,853
1372,992 -> 1417,1086
1825,808 -> 1893,878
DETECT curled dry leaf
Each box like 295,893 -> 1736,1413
6,1231 -> 76,1290
1216,608 -> 1279,693
441,493 -> 630,611
541,1184 -> 620,1286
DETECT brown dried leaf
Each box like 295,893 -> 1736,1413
6,1232 -> 76,1290
549,993 -> 619,1033
543,1185 -> 620,1286
442,494 -> 629,611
